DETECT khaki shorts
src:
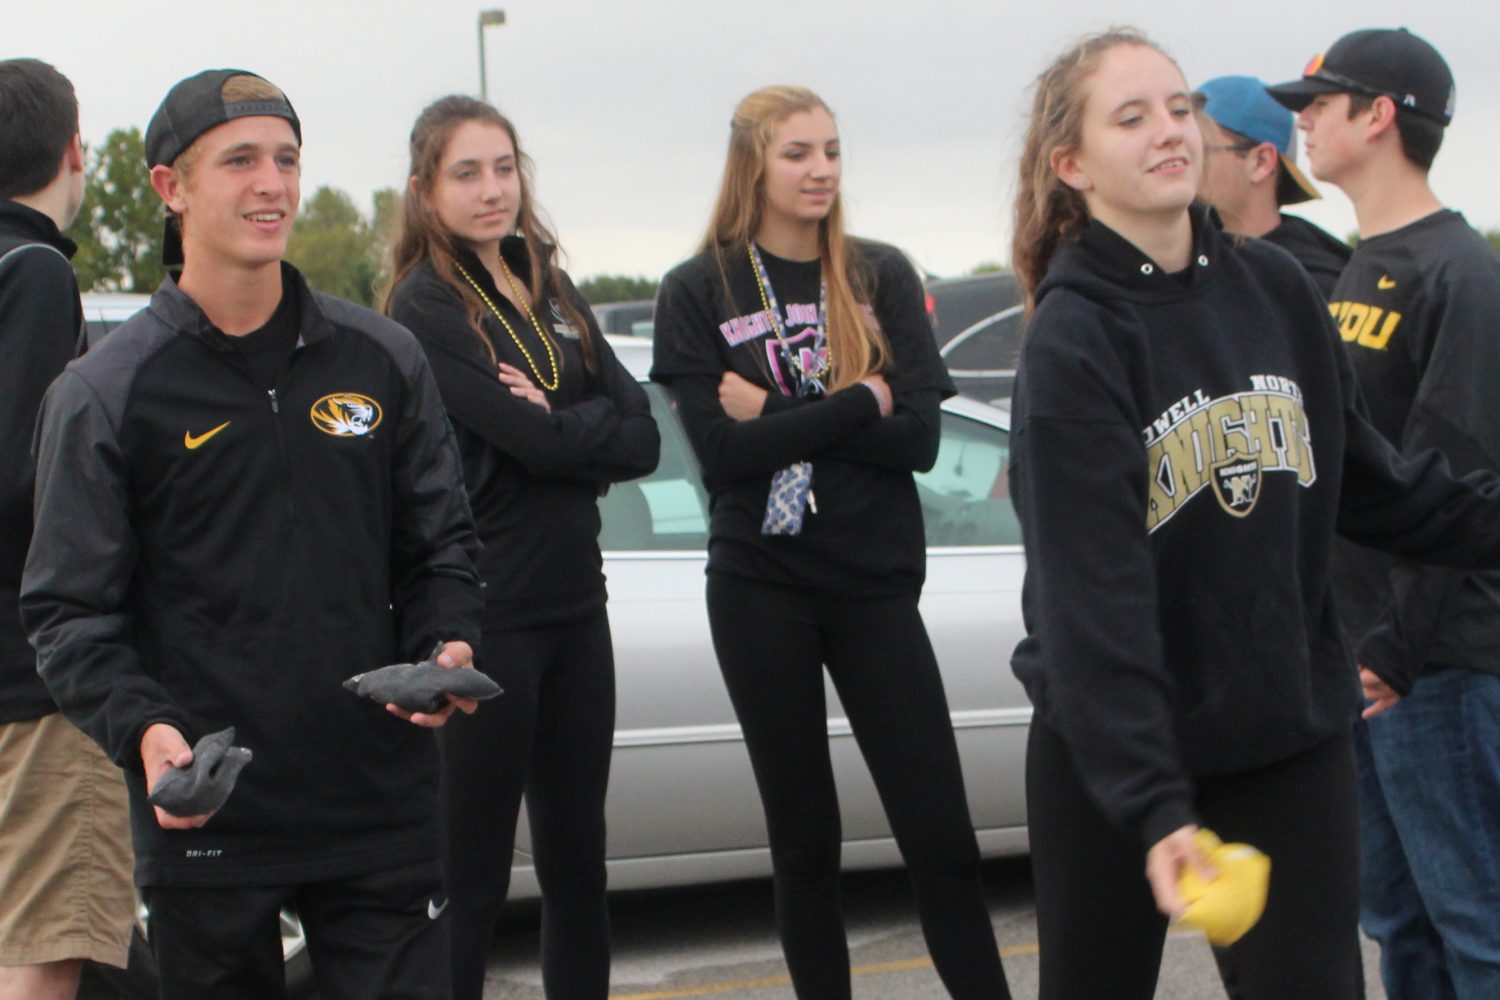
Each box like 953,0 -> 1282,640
0,712 -> 134,968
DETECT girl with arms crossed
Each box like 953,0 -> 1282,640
1010,28 -> 1500,1000
385,96 -> 659,1000
650,85 -> 1010,999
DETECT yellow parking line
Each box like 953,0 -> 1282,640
607,944 -> 1042,999
609,973 -> 791,999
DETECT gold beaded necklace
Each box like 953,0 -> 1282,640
747,241 -> 832,383
451,257 -> 561,392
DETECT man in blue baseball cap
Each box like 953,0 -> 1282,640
1194,75 -> 1349,297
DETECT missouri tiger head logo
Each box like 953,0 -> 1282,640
1212,457 -> 1261,518
310,393 -> 382,437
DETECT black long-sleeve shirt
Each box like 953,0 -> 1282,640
1262,213 -> 1351,299
1010,207 -> 1500,848
650,239 -> 953,596
388,240 -> 659,628
0,200 -> 83,724
1327,210 -> 1500,695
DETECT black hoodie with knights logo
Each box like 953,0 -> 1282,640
1008,205 -> 1500,848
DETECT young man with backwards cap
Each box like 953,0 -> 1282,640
1195,75 -> 1350,297
0,58 -> 135,1000
20,69 -> 485,999
1269,28 -> 1500,1000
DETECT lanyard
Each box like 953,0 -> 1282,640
748,242 -> 830,397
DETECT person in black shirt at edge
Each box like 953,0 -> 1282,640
1269,28 -> 1500,1000
385,95 -> 660,1000
21,70 -> 485,1000
1007,29 -> 1500,1000
650,85 -> 1010,1000
1192,74 -> 1350,297
0,58 -> 134,1000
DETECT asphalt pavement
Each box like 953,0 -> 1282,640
481,859 -> 1388,1000
78,858 -> 1387,999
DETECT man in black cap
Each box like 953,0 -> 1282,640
1271,28 -> 1500,1000
0,57 -> 135,1000
21,69 -> 485,999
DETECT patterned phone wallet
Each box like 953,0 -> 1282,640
762,461 -> 813,535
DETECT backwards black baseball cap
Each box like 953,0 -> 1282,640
146,69 -> 301,265
145,68 -> 300,168
1266,28 -> 1455,126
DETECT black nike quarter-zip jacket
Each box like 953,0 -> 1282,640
21,263 -> 483,887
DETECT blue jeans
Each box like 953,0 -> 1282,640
1358,668 -> 1500,999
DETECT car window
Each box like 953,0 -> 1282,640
597,384 -> 711,551
916,412 -> 1021,547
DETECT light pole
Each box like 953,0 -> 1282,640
477,8 -> 506,103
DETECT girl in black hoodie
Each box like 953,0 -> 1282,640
384,96 -> 659,1000
1010,30 -> 1500,1000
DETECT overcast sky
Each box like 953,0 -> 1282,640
8,1 -> 1498,280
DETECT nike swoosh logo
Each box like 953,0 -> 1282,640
427,898 -> 448,920
184,422 -> 231,450
1377,276 -> 1397,290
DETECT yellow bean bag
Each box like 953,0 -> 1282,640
1176,828 -> 1271,946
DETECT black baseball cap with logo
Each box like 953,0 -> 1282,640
1266,28 -> 1455,126
145,69 -> 301,265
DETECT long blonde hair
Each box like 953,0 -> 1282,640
1012,28 -> 1170,315
702,85 -> 885,390
382,95 -> 596,373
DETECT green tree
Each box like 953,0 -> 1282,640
575,274 -> 658,304
66,127 -> 164,293
968,261 -> 1005,275
284,186 -> 390,307
366,187 -> 400,304
1486,229 -> 1500,258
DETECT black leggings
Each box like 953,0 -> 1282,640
439,607 -> 615,1000
706,572 -> 1010,1000
1027,719 -> 1364,1000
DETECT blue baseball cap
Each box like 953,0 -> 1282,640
1197,75 -> 1320,205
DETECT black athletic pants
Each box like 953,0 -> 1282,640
440,607 -> 615,1000
142,858 -> 448,1000
1027,718 -> 1365,1000
706,572 -> 1010,1000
